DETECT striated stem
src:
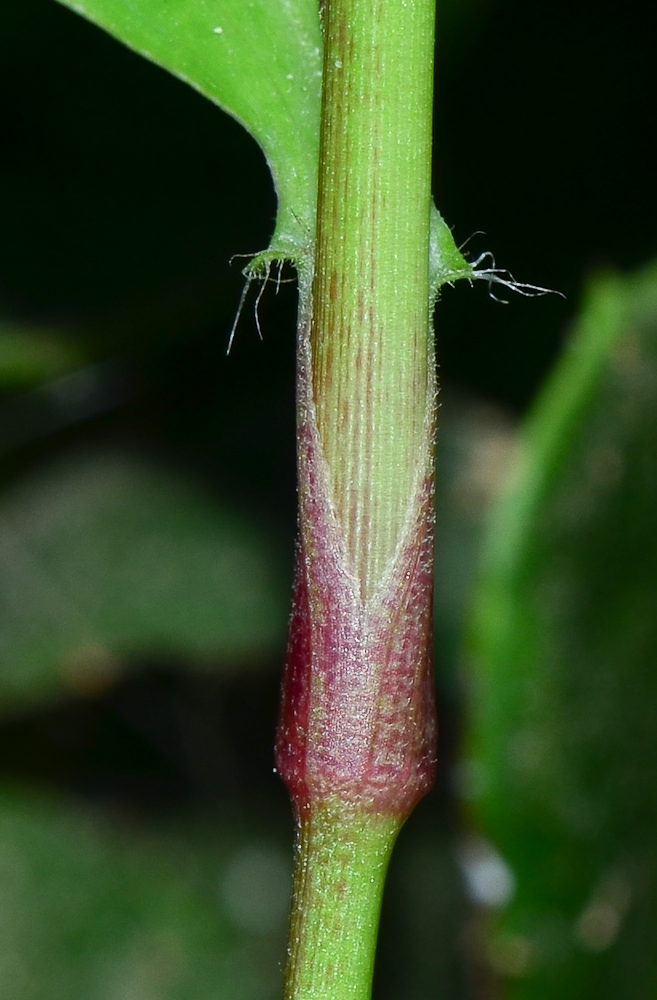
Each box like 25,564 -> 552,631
311,0 -> 436,596
276,0 -> 438,993
284,802 -> 398,1000
277,296 -> 437,818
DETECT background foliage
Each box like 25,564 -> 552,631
0,0 -> 655,997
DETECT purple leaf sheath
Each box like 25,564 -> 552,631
276,315 -> 438,821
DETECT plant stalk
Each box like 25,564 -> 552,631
277,0 -> 438,994
312,0 -> 436,594
284,802 -> 398,1000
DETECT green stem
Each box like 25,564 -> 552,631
311,0 -> 436,596
280,0 -> 437,994
283,803 -> 400,1000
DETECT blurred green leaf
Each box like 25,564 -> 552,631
0,784 -> 290,1000
0,323 -> 83,388
0,449 -> 287,709
466,258 -> 657,996
53,0 -> 323,258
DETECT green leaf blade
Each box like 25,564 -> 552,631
55,0 -> 323,255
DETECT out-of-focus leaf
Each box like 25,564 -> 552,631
53,0 -> 323,259
0,365 -> 132,457
0,784 -> 290,1000
466,258 -> 657,997
0,324 -> 82,388
0,449 -> 287,708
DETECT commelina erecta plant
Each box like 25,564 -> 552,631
51,0 -> 550,996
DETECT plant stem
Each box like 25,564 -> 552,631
277,0 -> 437,994
283,802 -> 399,1000
311,0 -> 436,593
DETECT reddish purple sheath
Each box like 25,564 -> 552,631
275,325 -> 438,820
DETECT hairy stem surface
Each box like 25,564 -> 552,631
284,803 -> 398,1000
311,0 -> 436,595
278,0 -> 437,994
